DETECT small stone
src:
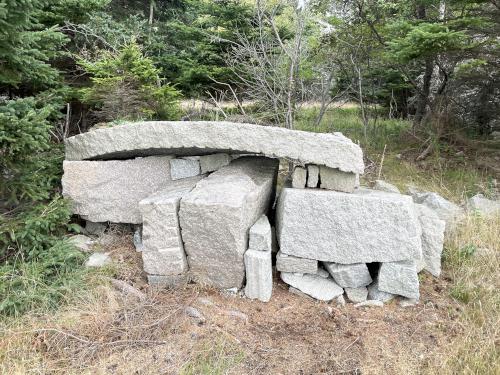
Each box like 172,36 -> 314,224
378,261 -> 420,299
244,249 -> 272,302
355,300 -> 384,308
345,287 -> 368,303
323,263 -> 372,288
85,252 -> 111,267
199,153 -> 231,173
336,295 -> 346,307
467,194 -> 500,216
399,297 -> 419,307
185,306 -> 205,322
316,267 -> 330,278
69,234 -> 94,252
280,272 -> 344,301
85,221 -> 106,236
319,166 -> 356,193
170,158 -> 201,180
306,165 -> 319,188
133,226 -> 143,252
249,215 -> 272,252
373,180 -> 400,194
276,251 -> 318,274
367,279 -> 395,303
292,166 -> 307,188
197,297 -> 214,306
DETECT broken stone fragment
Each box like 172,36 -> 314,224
324,263 -> 372,288
414,204 -> 445,277
373,180 -> 400,194
85,252 -> 111,267
244,249 -> 273,302
292,166 -> 307,188
345,287 -> 368,303
248,215 -> 272,252
277,188 -> 422,263
319,166 -> 356,193
179,157 -> 278,289
280,272 -> 344,301
199,153 -> 231,173
367,278 -> 395,303
170,158 -> 201,180
276,251 -> 318,274
306,164 -> 319,188
378,261 -> 420,300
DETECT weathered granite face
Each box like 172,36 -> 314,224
276,188 -> 422,263
64,121 -> 364,174
62,156 -> 173,223
244,249 -> 273,302
139,176 -> 203,276
179,157 -> 279,289
378,261 -> 420,300
414,204 -> 445,277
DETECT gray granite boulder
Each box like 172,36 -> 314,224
319,166 -> 356,193
415,204 -> 445,276
323,263 -> 372,288
276,188 -> 422,263
378,261 -> 419,299
179,157 -> 278,289
62,156 -> 173,223
467,194 -> 500,216
373,180 -> 400,194
410,191 -> 464,232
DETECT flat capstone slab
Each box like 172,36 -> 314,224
62,156 -> 173,224
277,188 -> 422,263
64,121 -> 364,174
179,157 -> 278,289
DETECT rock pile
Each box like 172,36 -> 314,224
62,121 -> 453,306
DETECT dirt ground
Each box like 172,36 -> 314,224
8,234 -> 466,375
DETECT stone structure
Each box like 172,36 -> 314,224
61,120 -> 450,306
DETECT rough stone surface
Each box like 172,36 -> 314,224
170,158 -> 200,180
467,194 -> 500,216
319,166 -> 356,193
62,156 -> 173,223
199,153 -> 231,173
415,204 -> 445,276
277,188 -> 422,263
378,261 -> 419,299
276,251 -> 318,274
85,252 -> 111,267
345,287 -> 368,303
410,191 -> 464,232
65,121 -> 364,174
248,215 -> 272,252
85,221 -> 106,236
292,166 -> 307,188
373,180 -> 400,194
142,248 -> 188,275
280,272 -> 344,301
324,263 -> 372,288
179,157 -> 278,289
316,267 -> 329,278
69,235 -> 94,252
133,226 -> 143,252
244,249 -> 273,302
139,176 -> 202,276
367,278 -> 395,303
306,165 -> 319,188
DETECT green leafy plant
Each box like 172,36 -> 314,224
78,41 -> 181,122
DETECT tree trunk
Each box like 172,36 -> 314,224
413,58 -> 433,129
